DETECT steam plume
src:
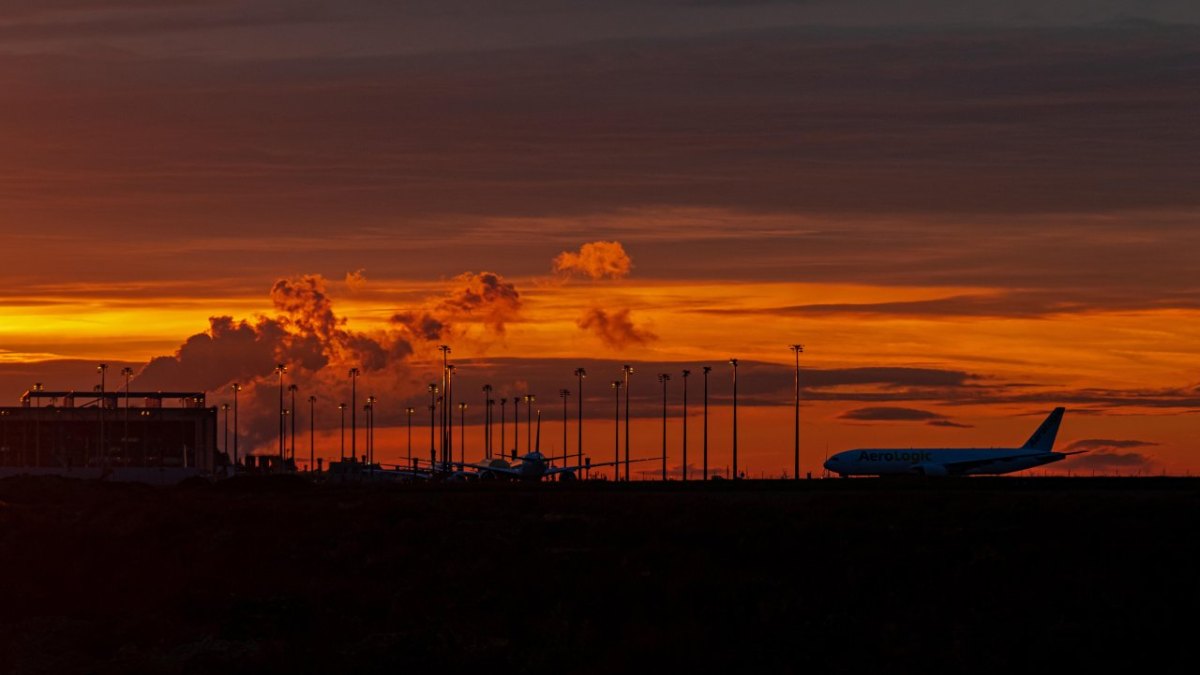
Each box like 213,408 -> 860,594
553,241 -> 632,280
392,271 -> 521,341
576,307 -> 657,348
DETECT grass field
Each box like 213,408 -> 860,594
1,476 -> 1196,674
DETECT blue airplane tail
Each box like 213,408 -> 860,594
1022,407 -> 1066,452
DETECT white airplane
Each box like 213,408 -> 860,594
824,407 -> 1083,477
461,410 -> 654,481
463,449 -> 656,482
463,451 -> 585,481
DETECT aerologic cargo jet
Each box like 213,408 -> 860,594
823,408 -> 1082,477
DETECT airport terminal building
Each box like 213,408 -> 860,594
0,390 -> 220,473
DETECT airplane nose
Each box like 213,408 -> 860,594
823,457 -> 837,472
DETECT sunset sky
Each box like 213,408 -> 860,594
1,0 -> 1197,475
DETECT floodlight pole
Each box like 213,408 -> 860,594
790,344 -> 804,480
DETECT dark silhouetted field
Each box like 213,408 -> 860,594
1,477 -> 1196,674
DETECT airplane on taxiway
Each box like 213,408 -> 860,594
463,450 -> 654,482
460,410 -> 654,481
823,407 -> 1083,477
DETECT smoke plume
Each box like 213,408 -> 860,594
576,307 -> 657,348
135,274 -> 416,453
392,271 -> 521,341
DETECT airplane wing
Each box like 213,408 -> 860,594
580,457 -> 659,470
460,462 -> 524,476
537,454 -> 657,475
939,452 -> 1058,475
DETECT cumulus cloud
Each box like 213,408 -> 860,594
553,241 -> 632,280
345,268 -> 368,291
436,272 -> 521,332
392,311 -> 446,342
135,315 -> 288,393
134,274 -> 416,452
576,307 -> 656,348
391,270 -> 521,341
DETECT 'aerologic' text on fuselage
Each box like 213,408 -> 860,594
857,451 -> 932,462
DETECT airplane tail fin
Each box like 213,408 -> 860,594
1022,407 -> 1065,452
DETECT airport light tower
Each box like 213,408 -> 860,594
366,395 -> 378,465
427,383 -> 438,468
96,363 -> 108,464
486,398 -> 495,460
288,383 -> 298,463
446,364 -> 456,466
611,380 -> 622,480
790,344 -> 804,480
438,345 -> 451,466
658,373 -> 670,481
730,358 -> 739,480
513,394 -> 521,459
458,401 -> 467,464
338,402 -> 347,462
681,369 -> 690,481
559,388 -> 570,464
524,394 -> 536,454
482,384 -> 493,458
275,363 -> 287,464
308,395 -> 317,472
348,367 -> 360,462
622,364 -> 634,481
231,383 -> 242,468
702,366 -> 711,480
574,367 -> 586,468
221,403 -> 230,460
121,366 -> 133,460
406,406 -> 415,464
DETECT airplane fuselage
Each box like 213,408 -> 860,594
824,408 -> 1071,477
825,447 -> 1069,477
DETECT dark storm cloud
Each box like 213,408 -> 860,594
838,406 -> 974,427
840,407 -> 945,421
1064,439 -> 1160,452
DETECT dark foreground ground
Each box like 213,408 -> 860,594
1,477 -> 1197,674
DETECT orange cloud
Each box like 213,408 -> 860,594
345,269 -> 368,291
576,307 -> 656,348
553,241 -> 632,280
392,270 -> 521,341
